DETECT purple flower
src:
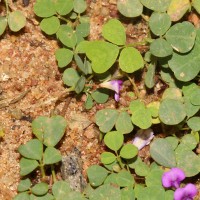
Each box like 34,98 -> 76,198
132,128 -> 154,150
162,168 -> 185,189
174,183 -> 198,200
99,80 -> 123,102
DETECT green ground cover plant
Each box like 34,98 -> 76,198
9,0 -> 200,199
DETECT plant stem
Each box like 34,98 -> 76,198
116,152 -> 124,169
51,165 -> 57,183
57,15 -> 71,24
4,0 -> 9,17
124,73 -> 140,98
40,162 -> 46,178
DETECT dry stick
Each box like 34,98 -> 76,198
0,89 -> 31,109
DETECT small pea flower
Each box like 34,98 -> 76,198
162,168 -> 185,189
174,183 -> 198,200
99,80 -> 123,102
132,128 -> 154,150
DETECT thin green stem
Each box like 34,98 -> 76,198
124,73 -> 140,99
4,0 -> 9,17
116,152 -> 124,169
51,165 -> 57,183
40,161 -> 46,178
57,15 -> 71,25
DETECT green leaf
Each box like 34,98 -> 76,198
146,101 -> 160,118
17,178 -> 31,192
74,54 -> 87,74
20,158 -> 39,176
135,161 -> 150,177
102,19 -> 126,45
29,193 -> 54,200
104,131 -> 124,151
0,16 -> 7,36
8,11 -> 26,32
144,63 -> 155,89
150,138 -> 176,168
165,22 -> 196,53
150,38 -> 173,57
62,68 -> 80,87
131,103 -> 152,129
89,184 -> 121,200
52,181 -> 71,199
85,94 -> 93,109
87,165 -> 108,187
181,134 -> 198,150
40,16 -> 60,35
54,0 -> 74,15
56,25 -> 77,48
34,0 -> 56,17
168,28 -> 200,81
149,12 -> 171,36
115,111 -> 134,134
117,0 -> 143,17
192,0 -> 200,14
121,187 -> 135,200
165,136 -> 179,150
31,182 -> 49,196
104,173 -> 118,185
76,23 -> 90,37
73,0 -> 87,13
83,41 -> 119,73
120,144 -> 138,159
100,152 -> 116,165
167,0 -> 190,21
91,89 -> 109,104
187,117 -> 200,131
190,88 -> 200,105
145,169 -> 163,187
55,48 -> 73,68
18,139 -> 43,160
13,192 -> 30,200
159,99 -> 186,125
119,47 -> 144,73
116,170 -> 135,187
32,115 -> 67,147
43,147 -> 62,164
95,109 -> 119,132
162,87 -> 183,101
175,145 -> 200,177
74,76 -> 86,94
140,0 -> 171,11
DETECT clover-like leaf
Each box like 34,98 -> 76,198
55,48 -> 73,68
17,178 -> 31,192
13,192 -> 30,200
167,0 -> 190,21
95,109 -> 119,133
54,0 -> 74,16
119,47 -> 144,73
73,0 -> 87,14
102,19 -> 126,45
150,38 -> 173,57
104,131 -> 124,152
34,0 -> 56,17
52,181 -> 71,199
8,11 -> 26,32
165,22 -> 196,53
62,68 -> 80,87
18,139 -> 43,161
100,152 -> 116,165
31,182 -> 49,196
159,99 -> 186,125
145,63 -> 155,89
83,41 -> 119,73
43,147 -> 62,165
140,0 -> 171,12
150,138 -> 176,168
87,165 -> 109,187
117,0 -> 143,17
116,170 -> 135,187
40,16 -> 60,35
149,12 -> 171,36
32,116 -> 67,147
120,144 -> 138,159
187,117 -> 200,131
0,16 -> 7,36
20,158 -> 39,176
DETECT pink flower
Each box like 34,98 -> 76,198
99,80 -> 123,102
162,168 -> 185,189
174,183 -> 198,200
132,129 -> 154,150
